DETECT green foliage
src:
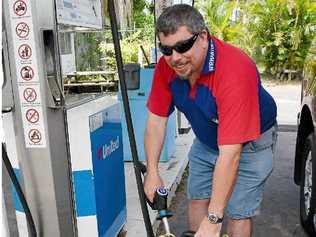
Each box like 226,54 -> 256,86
74,0 -> 155,74
196,0 -> 245,43
75,32 -> 105,71
74,0 -> 316,82
100,28 -> 154,71
246,0 -> 316,79
133,0 -> 155,28
96,0 -> 155,72
99,0 -> 155,71
196,0 -> 316,80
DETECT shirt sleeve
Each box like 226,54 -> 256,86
147,58 -> 175,117
216,68 -> 260,145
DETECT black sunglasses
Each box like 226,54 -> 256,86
158,33 -> 199,56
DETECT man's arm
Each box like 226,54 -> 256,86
208,144 -> 242,216
195,144 -> 242,237
144,111 -> 168,202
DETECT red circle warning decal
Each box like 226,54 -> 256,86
25,108 -> 39,123
28,129 -> 41,144
16,22 -> 30,38
23,87 -> 37,102
20,66 -> 34,81
13,0 -> 27,16
18,44 -> 32,60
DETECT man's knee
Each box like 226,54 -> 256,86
226,217 -> 252,237
190,199 -> 209,207
188,199 -> 209,218
227,217 -> 252,224
188,199 -> 210,230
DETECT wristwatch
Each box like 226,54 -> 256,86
207,212 -> 223,224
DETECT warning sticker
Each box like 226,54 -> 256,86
18,44 -> 32,59
16,22 -> 30,38
23,87 -> 37,103
25,108 -> 39,124
13,0 -> 27,16
9,0 -> 46,148
20,65 -> 34,81
28,129 -> 42,144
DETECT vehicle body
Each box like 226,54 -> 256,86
294,38 -> 316,236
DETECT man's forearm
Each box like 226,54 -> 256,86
144,113 -> 167,174
144,128 -> 164,173
208,145 -> 242,216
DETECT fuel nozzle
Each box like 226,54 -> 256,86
154,187 -> 172,220
154,187 -> 174,237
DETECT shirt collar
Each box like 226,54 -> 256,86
201,38 -> 216,75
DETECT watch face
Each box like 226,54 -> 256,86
208,213 -> 218,223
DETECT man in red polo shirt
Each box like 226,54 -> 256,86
144,4 -> 277,237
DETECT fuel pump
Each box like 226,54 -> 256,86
3,0 -> 126,236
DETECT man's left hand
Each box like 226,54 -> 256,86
194,217 -> 221,237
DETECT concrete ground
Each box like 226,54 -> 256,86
124,130 -> 193,236
125,82 -> 308,237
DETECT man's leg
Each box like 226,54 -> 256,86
186,139 -> 216,231
226,218 -> 252,237
188,199 -> 209,231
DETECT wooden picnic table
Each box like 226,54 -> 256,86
64,70 -> 118,93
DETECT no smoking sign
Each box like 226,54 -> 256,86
25,108 -> 39,124
16,22 -> 30,38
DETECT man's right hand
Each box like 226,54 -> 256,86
144,172 -> 164,202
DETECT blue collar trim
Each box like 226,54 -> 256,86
202,38 -> 216,75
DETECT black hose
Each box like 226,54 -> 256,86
2,143 -> 37,237
107,1 -> 155,237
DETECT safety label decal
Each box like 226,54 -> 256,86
22,87 -> 37,103
16,22 -> 30,38
28,129 -> 42,144
25,108 -> 40,124
13,0 -> 27,16
18,43 -> 32,59
20,65 -> 34,81
9,0 -> 46,147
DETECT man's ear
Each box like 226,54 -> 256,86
200,30 -> 209,40
200,30 -> 209,48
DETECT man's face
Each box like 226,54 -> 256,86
158,26 -> 208,80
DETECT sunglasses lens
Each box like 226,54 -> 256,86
159,34 -> 199,56
175,40 -> 195,54
159,44 -> 173,56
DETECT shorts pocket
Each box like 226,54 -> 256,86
242,126 -> 276,153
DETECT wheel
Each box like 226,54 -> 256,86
300,133 -> 316,236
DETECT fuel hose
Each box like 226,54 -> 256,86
2,143 -> 37,237
108,1 -> 155,236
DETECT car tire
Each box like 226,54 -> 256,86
300,133 -> 316,236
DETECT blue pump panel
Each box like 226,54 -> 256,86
89,103 -> 126,236
119,68 -> 176,162
12,100 -> 127,237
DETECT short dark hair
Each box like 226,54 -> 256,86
156,4 -> 207,36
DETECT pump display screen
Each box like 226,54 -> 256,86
56,0 -> 103,29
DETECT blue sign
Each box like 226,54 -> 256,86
89,104 -> 126,237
